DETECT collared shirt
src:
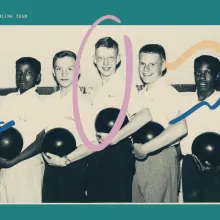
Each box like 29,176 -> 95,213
92,72 -> 143,122
180,91 -> 220,155
0,87 -> 48,151
139,77 -> 182,129
45,88 -> 96,146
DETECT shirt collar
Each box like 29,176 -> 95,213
100,72 -> 123,88
17,86 -> 38,97
144,76 -> 166,96
204,90 -> 220,105
55,87 -> 83,100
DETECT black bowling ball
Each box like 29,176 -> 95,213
0,127 -> 23,159
42,128 -> 77,157
192,132 -> 220,167
132,121 -> 164,144
95,108 -> 129,133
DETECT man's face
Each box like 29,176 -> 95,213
53,56 -> 75,88
194,62 -> 216,93
16,63 -> 38,91
138,53 -> 164,84
94,47 -> 120,77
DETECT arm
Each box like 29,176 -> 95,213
10,129 -> 45,166
140,119 -> 187,155
43,141 -> 98,167
66,142 -> 96,163
65,109 -> 151,161
110,108 -> 152,145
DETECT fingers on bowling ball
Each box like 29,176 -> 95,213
132,121 -> 164,144
42,128 -> 77,157
0,127 -> 23,159
192,132 -> 220,167
95,108 -> 129,133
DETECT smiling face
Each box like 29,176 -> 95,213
94,46 -> 120,77
16,63 -> 38,91
138,52 -> 165,85
53,56 -> 75,89
194,62 -> 216,94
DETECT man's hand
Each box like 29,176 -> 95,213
192,154 -> 212,172
96,132 -> 118,145
132,143 -> 148,160
96,132 -> 108,143
42,153 -> 66,167
96,132 -> 117,145
0,157 -> 16,168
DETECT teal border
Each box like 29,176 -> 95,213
0,0 -> 220,25
0,204 -> 219,220
1,0 -> 220,219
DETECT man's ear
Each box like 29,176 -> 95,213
52,69 -> 56,78
93,55 -> 97,65
216,72 -> 220,80
162,59 -> 166,72
116,55 -> 121,65
36,73 -> 41,85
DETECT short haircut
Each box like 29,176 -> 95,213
53,50 -> 77,68
16,57 -> 41,74
194,55 -> 220,76
95,37 -> 119,54
139,44 -> 167,75
139,44 -> 166,61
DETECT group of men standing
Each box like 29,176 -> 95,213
0,36 -> 219,203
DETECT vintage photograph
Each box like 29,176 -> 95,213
0,26 -> 219,204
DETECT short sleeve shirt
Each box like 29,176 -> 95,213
180,91 -> 220,155
139,77 -> 182,129
45,89 -> 96,147
92,73 -> 144,122
0,87 -> 48,150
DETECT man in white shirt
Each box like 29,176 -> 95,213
42,50 -> 96,203
106,44 -> 187,203
86,37 -> 143,202
180,55 -> 220,202
0,57 -> 46,203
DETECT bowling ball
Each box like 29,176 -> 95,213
0,127 -> 23,159
132,121 -> 164,144
42,128 -> 77,157
192,132 -> 220,167
95,108 -> 129,133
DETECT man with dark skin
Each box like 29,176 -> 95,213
180,55 -> 220,202
0,57 -> 46,203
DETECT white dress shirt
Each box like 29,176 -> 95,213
45,89 -> 96,146
180,91 -> 220,155
0,87 -> 47,203
92,72 -> 143,125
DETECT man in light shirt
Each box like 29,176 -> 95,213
42,50 -> 96,203
86,37 -> 144,202
180,55 -> 220,202
0,57 -> 46,203
105,44 -> 188,203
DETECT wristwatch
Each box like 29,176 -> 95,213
64,155 -> 71,166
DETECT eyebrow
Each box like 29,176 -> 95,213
16,68 -> 33,71
55,65 -> 75,68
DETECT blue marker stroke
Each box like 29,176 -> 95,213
169,98 -> 220,125
0,120 -> 15,133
